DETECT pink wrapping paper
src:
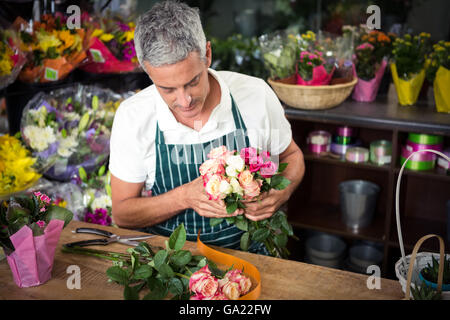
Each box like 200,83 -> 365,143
80,37 -> 137,74
6,219 -> 65,288
296,65 -> 335,86
352,59 -> 387,102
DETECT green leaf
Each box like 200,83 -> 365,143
240,232 -> 250,251
170,250 -> 192,268
144,278 -> 167,300
168,223 -> 186,251
124,285 -> 139,300
251,228 -> 270,242
226,202 -> 238,214
158,263 -> 174,278
98,165 -> 106,177
30,222 -> 45,236
153,250 -> 168,269
134,265 -> 153,279
78,167 -> 88,183
106,266 -> 129,285
270,212 -> 283,230
280,213 -> 294,236
43,205 -> 73,228
61,128 -> 67,138
168,278 -> 184,296
225,217 -> 236,224
277,162 -> 288,173
235,218 -> 248,231
78,112 -> 90,132
209,218 -> 224,227
270,175 -> 291,190
105,184 -> 112,198
92,95 -> 99,110
274,233 -> 288,248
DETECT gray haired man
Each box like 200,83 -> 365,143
109,1 -> 304,253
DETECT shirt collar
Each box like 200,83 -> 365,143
156,68 -> 232,132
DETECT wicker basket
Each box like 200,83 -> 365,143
267,77 -> 358,110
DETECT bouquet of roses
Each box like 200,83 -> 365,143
20,84 -> 127,181
0,191 -> 73,287
199,146 -> 295,259
0,28 -> 26,89
71,165 -> 112,226
81,16 -> 140,74
189,265 -> 251,300
14,13 -> 89,83
0,134 -> 42,198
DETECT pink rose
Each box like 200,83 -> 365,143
199,159 -> 225,176
208,146 -> 229,161
238,170 -> 254,186
240,147 -> 258,165
242,180 -> 261,199
219,279 -> 241,300
225,269 -> 252,295
248,155 -> 264,172
261,151 -> 271,162
204,174 -> 223,200
189,266 -> 219,299
260,161 -> 278,178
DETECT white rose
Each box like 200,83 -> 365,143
91,195 -> 112,211
225,165 -> 238,177
219,179 -> 233,197
226,155 -> 245,172
229,177 -> 243,196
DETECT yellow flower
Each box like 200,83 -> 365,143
0,59 -> 13,76
92,29 -> 104,38
419,32 -> 431,38
59,30 -> 75,51
99,33 -> 114,42
36,30 -> 62,53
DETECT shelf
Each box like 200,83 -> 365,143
394,166 -> 450,183
389,216 -> 450,253
303,152 -> 391,172
287,202 -> 386,243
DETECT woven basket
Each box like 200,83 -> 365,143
267,77 -> 358,110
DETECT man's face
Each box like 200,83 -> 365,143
144,46 -> 212,120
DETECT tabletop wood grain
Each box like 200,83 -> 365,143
0,221 -> 404,300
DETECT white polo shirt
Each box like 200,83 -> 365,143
109,68 -> 292,190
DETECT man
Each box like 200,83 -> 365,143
109,1 -> 305,254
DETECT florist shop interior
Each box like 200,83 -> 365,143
0,0 -> 449,301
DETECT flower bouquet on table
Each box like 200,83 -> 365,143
0,28 -> 26,90
71,165 -> 113,226
80,16 -> 140,74
20,84 -> 128,181
14,14 -> 90,83
426,41 -> 450,113
200,146 -> 296,259
352,30 -> 395,102
390,33 -> 432,106
0,134 -> 43,199
0,191 -> 73,287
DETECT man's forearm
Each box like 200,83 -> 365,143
280,147 -> 305,197
112,185 -> 187,229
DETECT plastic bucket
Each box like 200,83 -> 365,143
339,180 -> 380,230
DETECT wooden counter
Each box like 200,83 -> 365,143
0,221 -> 404,300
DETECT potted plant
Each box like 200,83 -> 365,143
410,280 -> 441,300
390,33 -> 432,106
426,40 -> 450,113
296,49 -> 335,86
419,255 -> 450,291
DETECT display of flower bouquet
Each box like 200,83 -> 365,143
0,191 -> 73,287
426,41 -> 450,113
0,28 -> 26,89
20,84 -> 128,181
71,165 -> 112,226
14,14 -> 89,83
80,16 -> 140,74
0,134 -> 42,198
390,32 -> 432,105
199,146 -> 295,259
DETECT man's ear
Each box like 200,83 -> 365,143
205,41 -> 212,68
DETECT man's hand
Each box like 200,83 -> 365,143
182,176 -> 244,218
241,188 -> 290,222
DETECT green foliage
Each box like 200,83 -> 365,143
410,281 -> 441,300
421,255 -> 450,285
426,41 -> 450,82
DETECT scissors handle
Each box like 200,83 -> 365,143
76,228 -> 114,237
64,238 -> 110,248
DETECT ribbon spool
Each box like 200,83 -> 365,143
336,126 -> 354,137
408,133 -> 443,145
370,140 -> 392,165
405,140 -> 443,153
437,148 -> 450,170
401,146 -> 436,171
307,130 -> 331,154
331,142 -> 357,157
333,135 -> 354,145
345,147 -> 369,163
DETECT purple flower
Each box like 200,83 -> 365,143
117,22 -> 130,32
36,141 -> 59,159
122,41 -> 136,61
84,212 -> 98,224
85,128 -> 96,140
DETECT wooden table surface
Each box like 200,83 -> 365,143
0,221 -> 404,300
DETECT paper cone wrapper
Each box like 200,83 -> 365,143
390,63 -> 425,106
6,219 -> 64,288
197,231 -> 261,300
80,37 -> 137,74
352,59 -> 387,102
296,65 -> 335,86
434,66 -> 450,113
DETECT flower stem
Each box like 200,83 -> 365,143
175,272 -> 191,280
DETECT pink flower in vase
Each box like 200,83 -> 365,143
36,220 -> 46,229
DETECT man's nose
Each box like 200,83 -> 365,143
176,89 -> 192,108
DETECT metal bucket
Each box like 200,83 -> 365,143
339,180 -> 380,230
305,233 -> 346,269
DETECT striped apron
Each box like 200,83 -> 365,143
141,94 -> 267,254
